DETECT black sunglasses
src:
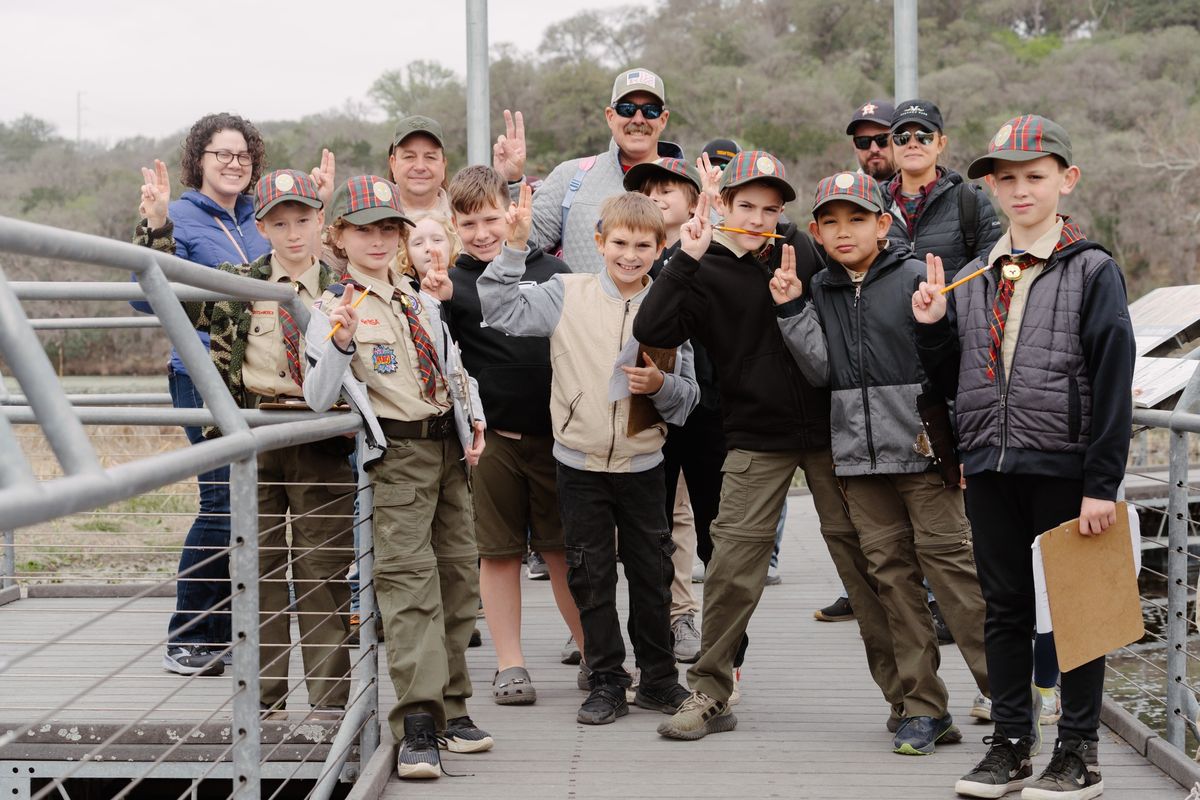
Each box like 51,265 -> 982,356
612,101 -> 665,120
852,133 -> 890,151
892,130 -> 938,147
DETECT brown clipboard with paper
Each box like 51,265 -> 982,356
627,344 -> 677,436
1039,501 -> 1144,673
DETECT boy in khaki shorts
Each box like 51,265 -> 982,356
148,168 -> 357,720
442,165 -> 585,704
303,175 -> 488,780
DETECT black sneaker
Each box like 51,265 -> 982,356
633,682 -> 691,714
930,600 -> 955,644
525,551 -> 549,580
162,645 -> 224,676
397,712 -> 441,780
813,595 -> 854,622
954,735 -> 1034,798
893,713 -> 959,756
577,683 -> 628,725
439,715 -> 494,754
469,626 -> 482,647
1021,738 -> 1102,800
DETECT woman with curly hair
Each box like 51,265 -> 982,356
132,112 -> 272,679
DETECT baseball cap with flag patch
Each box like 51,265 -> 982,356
254,169 -> 323,220
967,115 -> 1073,179
611,67 -> 666,105
329,176 -> 414,227
811,172 -> 884,216
623,158 -> 702,194
717,151 -> 796,203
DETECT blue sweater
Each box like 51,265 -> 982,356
131,190 -> 270,375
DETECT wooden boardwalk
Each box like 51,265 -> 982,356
0,496 -> 1187,798
380,496 -> 1185,800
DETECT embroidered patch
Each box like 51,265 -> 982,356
834,172 -> 856,189
372,344 -> 398,374
994,123 -> 1013,148
275,173 -> 295,192
401,294 -> 422,314
755,156 -> 776,175
373,181 -> 393,202
860,102 -> 877,115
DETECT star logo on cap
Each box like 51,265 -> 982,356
834,172 -> 856,189
275,173 -> 295,192
373,181 -> 393,202
861,103 -> 877,115
755,156 -> 776,175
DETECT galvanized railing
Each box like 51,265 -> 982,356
0,216 -> 380,800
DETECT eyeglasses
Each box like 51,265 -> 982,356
612,101 -> 665,120
204,149 -> 253,166
853,133 -> 890,151
891,131 -> 938,147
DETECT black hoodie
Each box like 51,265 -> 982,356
634,223 -> 831,452
446,248 -> 570,434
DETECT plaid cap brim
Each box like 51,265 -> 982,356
812,194 -> 882,217
728,175 -> 796,203
967,148 -> 1061,179
255,194 -> 323,220
623,162 -> 701,193
341,206 -> 415,227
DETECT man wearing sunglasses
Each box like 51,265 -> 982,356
847,100 -> 896,183
501,67 -> 681,274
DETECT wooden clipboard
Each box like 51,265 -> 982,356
627,344 -> 677,436
1041,501 -> 1144,672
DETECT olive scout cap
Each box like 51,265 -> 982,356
611,67 -> 666,104
812,172 -> 884,217
891,99 -> 944,132
967,115 -> 1073,179
718,151 -> 796,203
623,158 -> 702,194
254,169 -> 323,220
329,176 -> 414,227
391,114 -> 445,150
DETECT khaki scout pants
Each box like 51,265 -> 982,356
670,476 -> 700,619
258,440 -> 356,710
843,472 -> 989,717
689,447 -> 903,710
368,436 -> 479,737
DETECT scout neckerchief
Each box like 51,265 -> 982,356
276,278 -> 303,388
985,218 -> 1086,382
342,276 -> 442,398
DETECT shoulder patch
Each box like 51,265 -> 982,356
327,284 -> 346,297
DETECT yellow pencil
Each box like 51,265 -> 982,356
324,284 -> 372,340
939,265 -> 989,295
716,225 -> 786,240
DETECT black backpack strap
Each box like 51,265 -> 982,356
958,182 -> 979,256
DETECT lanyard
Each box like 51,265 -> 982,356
211,215 -> 250,264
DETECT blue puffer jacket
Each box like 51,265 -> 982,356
131,190 -> 270,375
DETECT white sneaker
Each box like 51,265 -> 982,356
691,560 -> 706,584
969,692 -> 992,721
1038,687 -> 1062,725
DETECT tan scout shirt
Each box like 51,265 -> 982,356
326,265 -> 451,422
986,217 -> 1064,382
241,257 -> 322,398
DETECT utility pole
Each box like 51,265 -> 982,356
894,0 -> 919,101
465,0 -> 490,166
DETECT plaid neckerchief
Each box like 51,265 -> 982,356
984,218 -> 1087,382
277,302 -> 303,387
342,276 -> 442,398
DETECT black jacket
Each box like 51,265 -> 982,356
634,224 -> 831,452
882,167 -> 1002,280
651,242 -> 720,413
445,248 -> 570,434
777,247 -> 934,475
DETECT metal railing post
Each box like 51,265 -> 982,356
357,469 -> 380,762
229,456 -> 262,799
1165,429 -> 1191,750
1,529 -> 14,590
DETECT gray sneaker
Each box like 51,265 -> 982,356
560,635 -> 581,665
671,614 -> 701,663
656,691 -> 737,740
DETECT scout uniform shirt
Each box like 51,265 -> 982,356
328,265 -> 451,422
241,257 -> 323,399
985,217 -> 1064,382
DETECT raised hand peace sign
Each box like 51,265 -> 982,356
696,151 -> 722,205
680,190 -> 714,261
911,253 -> 948,324
310,149 -> 336,209
420,249 -> 454,301
493,109 -> 527,183
139,159 -> 171,230
769,244 -> 803,305
506,181 -> 533,248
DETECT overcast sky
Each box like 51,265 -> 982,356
1,0 -> 640,145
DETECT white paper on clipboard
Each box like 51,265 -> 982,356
1031,503 -> 1141,634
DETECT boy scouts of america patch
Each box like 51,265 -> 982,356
372,344 -> 398,374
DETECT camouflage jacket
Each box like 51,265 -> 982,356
142,223 -> 339,432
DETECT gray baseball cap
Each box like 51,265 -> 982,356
611,68 -> 666,104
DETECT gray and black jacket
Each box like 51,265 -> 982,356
882,167 -> 1002,280
916,235 -> 1135,500
777,247 -> 934,476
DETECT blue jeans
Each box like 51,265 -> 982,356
167,368 -> 232,646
